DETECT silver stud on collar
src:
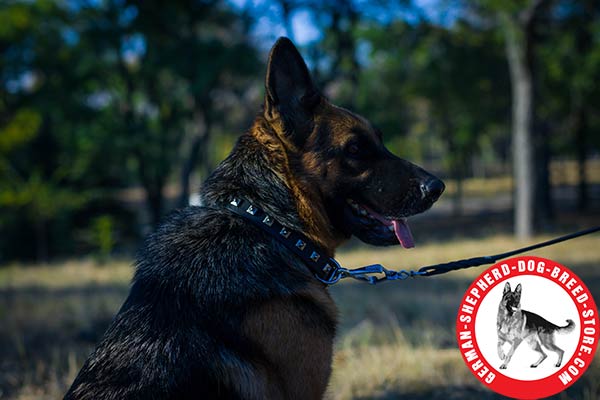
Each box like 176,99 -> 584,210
279,227 -> 291,238
246,205 -> 257,215
295,240 -> 306,250
230,198 -> 242,207
262,215 -> 274,226
310,251 -> 320,262
323,264 -> 333,273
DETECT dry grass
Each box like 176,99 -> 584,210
329,334 -> 473,400
329,334 -> 600,400
0,259 -> 132,289
1,233 -> 599,399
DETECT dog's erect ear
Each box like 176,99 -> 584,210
503,282 -> 511,295
264,37 -> 321,147
514,283 -> 522,301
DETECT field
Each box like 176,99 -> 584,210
1,231 -> 599,400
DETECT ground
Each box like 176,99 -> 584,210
1,231 -> 599,400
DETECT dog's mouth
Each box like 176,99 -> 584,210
344,198 -> 415,248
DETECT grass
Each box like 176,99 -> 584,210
0,259 -> 132,289
1,233 -> 599,399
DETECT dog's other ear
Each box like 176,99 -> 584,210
514,283 -> 522,300
503,282 -> 511,295
264,37 -> 321,148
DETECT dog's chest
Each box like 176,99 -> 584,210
241,283 -> 337,399
498,310 -> 525,338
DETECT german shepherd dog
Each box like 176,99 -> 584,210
65,37 -> 444,399
497,282 -> 576,370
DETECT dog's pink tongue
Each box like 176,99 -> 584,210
392,219 -> 415,248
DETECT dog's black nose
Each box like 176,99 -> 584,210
420,178 -> 445,202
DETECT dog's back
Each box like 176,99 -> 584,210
522,310 -> 575,334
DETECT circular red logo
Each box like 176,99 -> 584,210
456,256 -> 599,399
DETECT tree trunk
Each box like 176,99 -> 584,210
534,121 -> 553,225
574,0 -> 593,212
501,12 -> 535,240
178,135 -> 203,208
344,4 -> 360,108
147,185 -> 164,227
454,173 -> 464,217
279,0 -> 296,43
310,0 -> 360,102
178,111 -> 211,208
34,218 -> 48,263
134,146 -> 164,227
441,111 -> 463,216
575,108 -> 588,211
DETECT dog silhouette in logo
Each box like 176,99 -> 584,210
497,282 -> 575,369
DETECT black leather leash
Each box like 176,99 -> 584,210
225,197 -> 600,285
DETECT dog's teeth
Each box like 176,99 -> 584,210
351,203 -> 359,210
359,209 -> 367,216
388,225 -> 395,232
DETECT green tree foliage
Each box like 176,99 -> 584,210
0,0 -> 598,262
537,0 -> 600,210
0,0 -> 261,261
403,21 -> 509,214
0,1 -> 96,261
74,0 -> 261,225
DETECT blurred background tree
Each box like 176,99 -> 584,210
0,0 -> 598,263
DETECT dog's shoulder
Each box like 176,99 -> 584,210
133,206 -> 312,304
138,205 -> 254,265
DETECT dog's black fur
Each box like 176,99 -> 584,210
65,140 -> 333,399
65,37 -> 443,400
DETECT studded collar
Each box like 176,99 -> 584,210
224,197 -> 340,284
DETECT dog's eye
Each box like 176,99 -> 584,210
346,143 -> 360,157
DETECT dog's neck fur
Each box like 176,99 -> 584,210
498,300 -> 521,322
200,116 -> 341,255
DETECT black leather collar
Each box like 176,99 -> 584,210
224,197 -> 340,283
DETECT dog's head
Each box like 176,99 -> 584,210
501,282 -> 522,312
261,37 -> 444,248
